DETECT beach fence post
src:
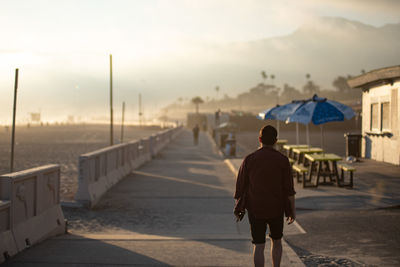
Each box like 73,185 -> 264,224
109,54 -> 114,145
139,93 -> 143,127
121,101 -> 125,143
10,68 -> 19,172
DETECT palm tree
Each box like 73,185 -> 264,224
261,71 -> 267,84
215,86 -> 220,99
306,73 -> 311,80
191,96 -> 204,114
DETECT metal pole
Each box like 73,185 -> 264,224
276,120 -> 280,138
10,68 -> 19,172
320,124 -> 324,154
138,93 -> 142,127
121,101 -> 125,143
306,124 -> 310,146
110,54 -> 113,145
296,122 -> 299,145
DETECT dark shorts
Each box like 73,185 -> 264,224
248,212 -> 283,244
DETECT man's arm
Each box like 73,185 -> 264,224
283,157 -> 296,224
234,158 -> 248,219
286,195 -> 296,224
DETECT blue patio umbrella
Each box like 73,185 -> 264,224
257,105 -> 282,134
257,105 -> 280,120
286,94 -> 355,149
271,100 -> 308,121
270,100 -> 309,144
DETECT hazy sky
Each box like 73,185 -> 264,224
1,0 -> 399,123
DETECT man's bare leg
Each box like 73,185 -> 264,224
253,243 -> 265,267
271,238 -> 282,267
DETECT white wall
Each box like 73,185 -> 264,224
362,80 -> 400,165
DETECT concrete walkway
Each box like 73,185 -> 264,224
3,130 -> 304,267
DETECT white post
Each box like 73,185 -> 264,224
276,120 -> 280,138
320,124 -> 324,153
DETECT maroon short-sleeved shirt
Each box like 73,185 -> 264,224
234,146 -> 295,219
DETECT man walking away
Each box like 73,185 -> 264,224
234,125 -> 296,267
192,124 -> 200,145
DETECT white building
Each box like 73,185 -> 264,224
348,66 -> 400,165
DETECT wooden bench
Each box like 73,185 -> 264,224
288,158 -> 295,166
337,163 -> 356,188
292,164 -> 317,188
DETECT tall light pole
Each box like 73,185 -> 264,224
120,101 -> 125,143
109,54 -> 113,146
10,68 -> 19,172
138,93 -> 142,127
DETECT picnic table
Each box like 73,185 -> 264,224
274,139 -> 288,153
292,147 -> 323,164
305,153 -> 342,186
283,144 -> 309,158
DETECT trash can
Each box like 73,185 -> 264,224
344,133 -> 362,158
220,133 -> 228,149
225,139 -> 236,156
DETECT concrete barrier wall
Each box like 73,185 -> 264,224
0,165 -> 66,263
75,126 -> 183,207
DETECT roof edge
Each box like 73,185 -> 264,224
347,65 -> 400,89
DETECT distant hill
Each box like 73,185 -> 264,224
201,17 -> 400,91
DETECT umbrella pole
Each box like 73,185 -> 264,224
277,120 -> 280,138
320,124 -> 324,154
296,122 -> 299,145
306,124 -> 310,146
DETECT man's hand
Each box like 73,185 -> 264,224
286,215 -> 296,225
234,209 -> 245,222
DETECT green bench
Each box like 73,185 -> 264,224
337,163 -> 356,188
292,164 -> 317,188
288,158 -> 295,166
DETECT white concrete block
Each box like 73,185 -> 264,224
12,205 -> 65,252
0,230 -> 17,263
0,201 -> 18,263
0,165 -> 66,255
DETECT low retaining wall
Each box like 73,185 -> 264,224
0,165 -> 66,263
75,126 -> 183,207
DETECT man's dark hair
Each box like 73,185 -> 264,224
259,125 -> 277,145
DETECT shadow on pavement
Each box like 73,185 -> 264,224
2,234 -> 172,267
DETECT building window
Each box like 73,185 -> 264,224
371,103 -> 379,131
381,102 -> 390,130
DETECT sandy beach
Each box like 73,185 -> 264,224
0,124 -> 162,200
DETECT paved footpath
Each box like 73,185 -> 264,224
3,130 -> 304,267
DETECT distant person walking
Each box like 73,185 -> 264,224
192,124 -> 200,145
234,125 -> 296,267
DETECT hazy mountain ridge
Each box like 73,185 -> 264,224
211,17 -> 400,90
